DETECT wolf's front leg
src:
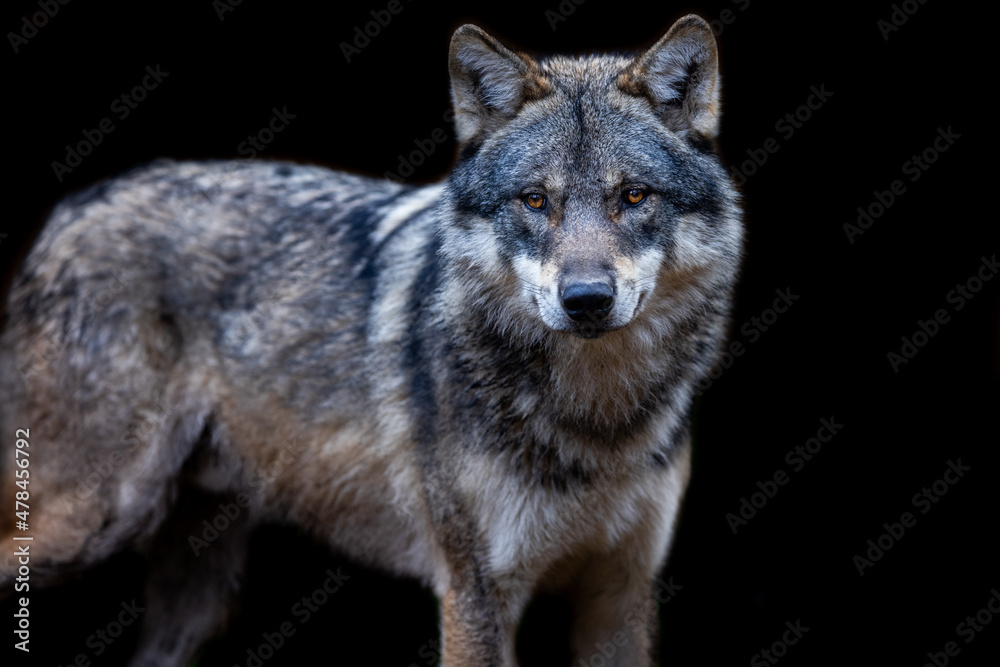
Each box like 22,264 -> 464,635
437,566 -> 532,667
568,550 -> 666,667
568,469 -> 689,667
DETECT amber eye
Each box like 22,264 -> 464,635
524,193 -> 547,210
624,188 -> 645,205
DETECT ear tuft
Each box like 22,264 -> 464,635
449,25 -> 550,145
618,15 -> 721,138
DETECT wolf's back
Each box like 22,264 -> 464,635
0,159 -> 438,581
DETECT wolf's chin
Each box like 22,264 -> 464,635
545,319 -> 627,340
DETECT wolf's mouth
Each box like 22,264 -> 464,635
634,290 -> 648,314
576,326 -> 604,340
567,319 -> 627,339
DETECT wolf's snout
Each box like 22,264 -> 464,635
561,281 -> 615,322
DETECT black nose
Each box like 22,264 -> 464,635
561,282 -> 615,322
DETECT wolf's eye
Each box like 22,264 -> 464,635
524,193 -> 547,210
624,188 -> 645,205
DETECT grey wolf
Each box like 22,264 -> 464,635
0,14 -> 742,666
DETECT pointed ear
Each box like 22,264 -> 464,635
448,24 -> 551,145
618,15 -> 721,138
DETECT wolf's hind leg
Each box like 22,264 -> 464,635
128,487 -> 252,667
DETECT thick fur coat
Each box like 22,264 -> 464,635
0,15 -> 742,666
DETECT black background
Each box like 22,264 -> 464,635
1,1 -> 996,666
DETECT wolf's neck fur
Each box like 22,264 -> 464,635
546,325 -> 689,432
436,258 -> 697,452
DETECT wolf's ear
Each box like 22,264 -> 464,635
449,24 -> 551,145
618,15 -> 721,139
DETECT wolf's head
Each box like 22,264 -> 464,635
441,15 -> 742,344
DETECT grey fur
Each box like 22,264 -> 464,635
0,15 -> 742,666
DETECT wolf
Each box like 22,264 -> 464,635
0,14 -> 742,666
